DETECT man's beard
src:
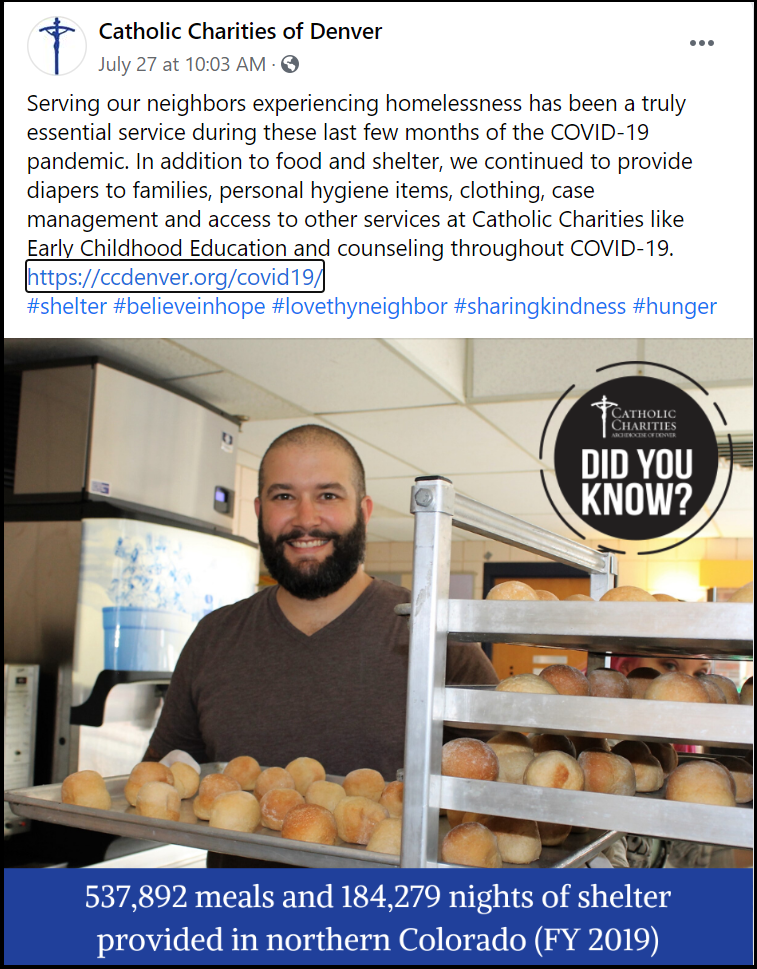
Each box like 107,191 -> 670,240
258,511 -> 367,600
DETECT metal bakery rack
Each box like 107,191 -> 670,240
399,476 -> 753,867
4,476 -> 752,869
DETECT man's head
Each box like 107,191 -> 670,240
254,425 -> 372,600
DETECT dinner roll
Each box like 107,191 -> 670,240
646,742 -> 678,776
223,756 -> 261,791
484,816 -> 541,864
600,586 -> 656,602
379,781 -> 404,818
728,581 -> 753,603
334,796 -> 388,844
170,762 -> 200,799
446,810 -> 465,829
700,678 -> 727,704
486,580 -> 538,601
588,669 -> 632,699
124,762 -> 174,806
193,773 -> 241,819
524,751 -> 584,791
208,790 -> 261,832
260,788 -> 305,830
627,667 -> 660,699
343,768 -> 385,801
487,731 -> 532,757
442,738 -> 499,781
665,761 -> 736,807
135,781 -> 180,821
653,593 -> 679,602
611,741 -> 664,792
538,821 -> 572,846
496,673 -> 559,695
282,804 -> 337,845
462,812 -> 491,825
716,757 -> 752,804
305,780 -> 347,814
540,665 -> 589,696
644,672 -> 709,703
534,589 -> 559,601
366,818 -> 403,855
529,734 -> 577,758
578,750 -> 636,796
741,676 -> 753,705
495,750 -> 535,785
572,736 -> 611,755
286,757 -> 326,796
254,766 -> 296,801
701,673 -> 740,705
564,594 -> 594,601
441,822 -> 502,868
61,770 -> 111,810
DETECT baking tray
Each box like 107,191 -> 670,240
4,766 -> 620,869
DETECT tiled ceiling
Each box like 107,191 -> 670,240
5,337 -> 753,540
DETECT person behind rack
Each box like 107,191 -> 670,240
144,424 -> 498,867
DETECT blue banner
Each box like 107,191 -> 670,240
4,868 -> 752,965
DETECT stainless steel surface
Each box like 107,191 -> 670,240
402,479 -> 454,868
4,664 -> 39,837
453,492 -> 613,575
14,365 -> 93,494
436,827 -> 622,870
443,687 -> 754,747
439,776 -> 753,848
88,364 -> 237,529
446,600 -> 753,658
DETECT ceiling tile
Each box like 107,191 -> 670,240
361,519 -> 417,542
686,385 -> 754,435
174,339 -> 454,412
645,340 -> 753,386
167,370 -> 306,421
449,471 -> 555,515
711,467 -> 754,510
711,510 -> 753,538
366,477 -> 419,514
473,398 -> 572,466
326,406 -> 541,474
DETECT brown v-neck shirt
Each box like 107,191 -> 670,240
148,579 -> 497,779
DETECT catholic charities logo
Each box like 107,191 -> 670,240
591,394 -> 678,441
28,17 -> 86,75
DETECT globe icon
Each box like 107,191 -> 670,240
282,55 -> 299,72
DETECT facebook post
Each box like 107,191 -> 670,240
4,3 -> 753,965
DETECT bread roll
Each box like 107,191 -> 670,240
495,750 -> 534,785
524,751 -> 584,791
588,669 -> 632,699
600,586 -> 656,602
462,811 -> 491,825
170,762 -> 200,799
701,673 -> 740,705
653,593 -> 679,602
223,756 -> 261,791
260,788 -> 305,830
741,676 -> 753,706
611,740 -> 664,792
193,773 -> 241,819
537,821 -> 572,846
442,738 -> 499,781
286,757 -> 326,796
728,581 -> 753,603
135,781 -> 181,821
644,672 -> 709,703
700,678 -> 727,704
487,731 -> 532,757
665,761 -> 736,807
486,580 -> 538,601
61,770 -> 111,810
646,742 -> 678,776
529,734 -> 577,758
124,762 -> 174,806
496,673 -> 559,695
334,796 -> 388,844
366,818 -> 403,855
282,804 -> 337,845
572,736 -> 611,755
208,790 -> 261,832
485,816 -> 541,864
627,667 -> 660,699
441,822 -> 502,868
305,780 -> 347,814
446,809 -> 465,829
534,589 -> 559,601
379,780 -> 404,818
564,594 -> 594,601
343,768 -> 385,801
578,750 -> 636,796
540,665 -> 589,696
716,757 -> 752,804
254,766 -> 296,801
